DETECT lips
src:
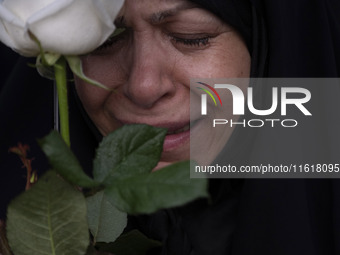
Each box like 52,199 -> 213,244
166,123 -> 190,135
116,118 -> 194,151
163,124 -> 191,152
162,119 -> 202,152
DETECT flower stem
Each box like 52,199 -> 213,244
54,57 -> 70,147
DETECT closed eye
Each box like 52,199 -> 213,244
171,36 -> 211,47
94,28 -> 128,52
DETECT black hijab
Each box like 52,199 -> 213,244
1,0 -> 340,254
132,0 -> 340,254
126,1 -> 265,254
179,1 -> 340,255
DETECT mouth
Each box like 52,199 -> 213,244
162,119 -> 201,152
162,124 -> 190,152
166,123 -> 190,135
116,118 -> 201,152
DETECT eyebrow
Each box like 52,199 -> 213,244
114,2 -> 198,27
148,2 -> 198,24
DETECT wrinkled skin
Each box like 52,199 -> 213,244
75,0 -> 250,169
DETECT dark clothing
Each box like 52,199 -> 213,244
1,0 -> 340,254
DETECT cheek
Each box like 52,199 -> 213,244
74,76 -> 110,114
209,34 -> 251,78
75,53 -> 127,114
80,54 -> 127,90
173,32 -> 250,83
81,56 -> 109,85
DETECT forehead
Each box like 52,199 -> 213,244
119,0 -> 199,24
124,0 -> 194,9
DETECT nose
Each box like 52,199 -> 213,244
123,34 -> 175,108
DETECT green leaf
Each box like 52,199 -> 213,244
39,130 -> 99,188
111,28 -> 126,37
93,124 -> 167,185
35,53 -> 62,86
6,171 -> 89,255
36,55 -> 55,80
0,220 -> 12,255
87,191 -> 127,244
65,55 -> 110,90
97,230 -> 162,255
30,33 -> 60,66
105,161 -> 208,214
44,53 -> 61,66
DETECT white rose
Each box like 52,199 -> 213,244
0,0 -> 124,56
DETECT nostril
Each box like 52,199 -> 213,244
123,65 -> 176,108
123,42 -> 176,108
124,82 -> 172,108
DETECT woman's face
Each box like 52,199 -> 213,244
75,0 -> 250,169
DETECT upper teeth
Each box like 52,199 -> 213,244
167,124 -> 190,135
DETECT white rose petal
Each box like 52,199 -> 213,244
0,4 -> 37,55
0,0 -> 124,56
4,0 -> 55,21
0,7 -> 19,48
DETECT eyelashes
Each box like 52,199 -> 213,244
95,38 -> 118,51
171,36 -> 211,47
95,28 -> 127,51
93,29 -> 213,53
94,28 -> 128,53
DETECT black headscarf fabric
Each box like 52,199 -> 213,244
1,0 -> 340,254
189,0 -> 253,53
188,0 -> 268,78
130,1 -> 340,254
253,0 -> 340,77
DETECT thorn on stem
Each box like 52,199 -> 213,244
9,143 -> 38,190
